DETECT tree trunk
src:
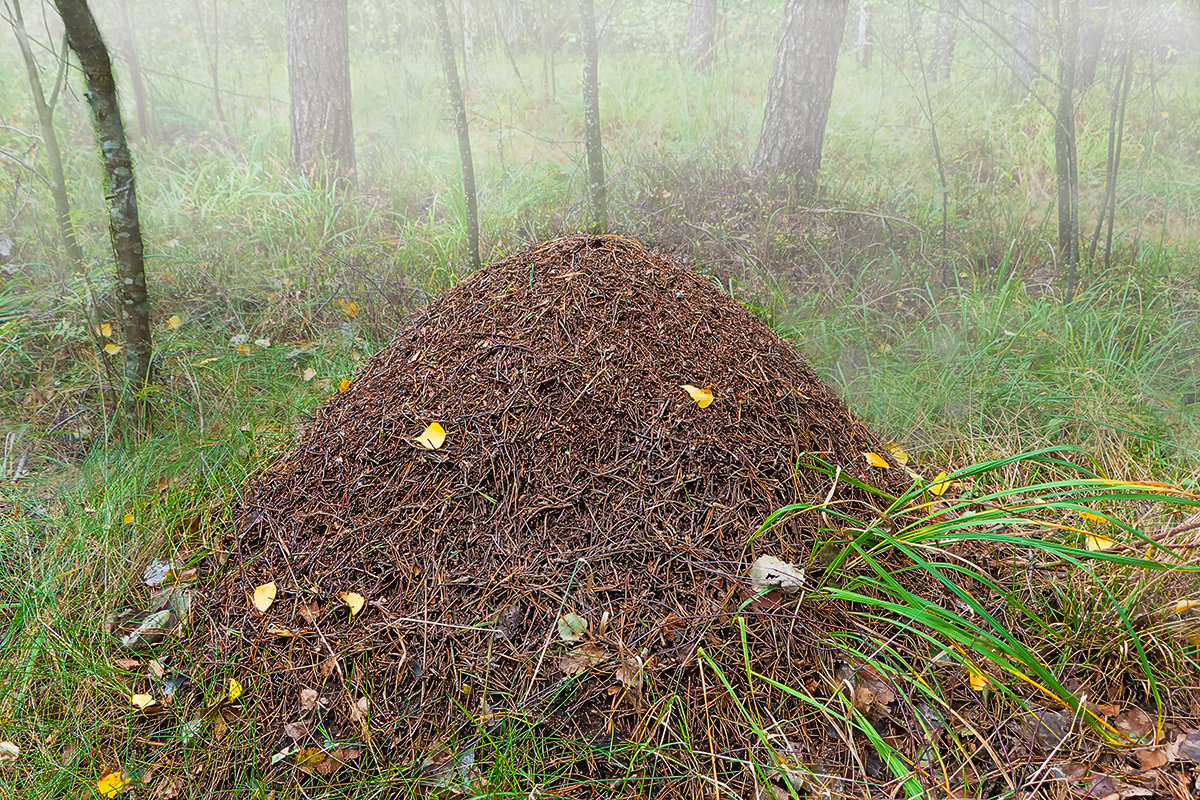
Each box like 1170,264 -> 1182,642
754,0 -> 850,185
856,0 -> 872,69
577,0 -> 606,233
115,0 -> 150,142
684,0 -> 719,71
460,0 -> 478,89
285,0 -> 355,185
434,0 -> 480,271
1074,0 -> 1106,90
1011,0 -> 1041,92
10,0 -> 84,266
927,0 -> 958,83
53,0 -> 152,416
1052,0 -> 1080,299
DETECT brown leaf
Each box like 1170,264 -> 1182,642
298,601 -> 319,624
150,775 -> 185,800
614,656 -> 643,691
283,720 -> 312,739
317,657 -> 337,679
1114,707 -> 1155,742
557,643 -> 604,676
1135,748 -> 1168,771
112,659 -> 141,670
299,688 -> 318,712
315,747 -> 361,777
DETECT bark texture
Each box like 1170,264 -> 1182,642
1011,0 -> 1042,91
754,0 -> 850,184
927,0 -> 958,82
856,0 -> 872,69
684,0 -> 718,71
434,0 -> 480,271
53,0 -> 152,408
11,0 -> 84,266
285,0 -> 355,184
577,0 -> 606,233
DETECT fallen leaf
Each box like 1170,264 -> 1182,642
0,742 -> 18,763
98,322 -> 113,337
254,338 -> 271,348
884,441 -> 909,466
863,451 -> 889,469
253,582 -> 277,613
1086,532 -> 1117,552
315,746 -> 361,777
284,720 -> 312,739
302,367 -> 316,382
1079,510 -> 1108,525
416,422 -> 446,450
123,512 -> 134,525
340,592 -> 365,617
143,558 -> 177,587
267,626 -> 301,637
680,384 -> 714,408
298,601 -> 320,623
339,378 -> 351,392
147,659 -> 165,679
968,669 -> 989,691
929,471 -> 950,496
1114,707 -> 1155,741
614,656 -> 644,691
1135,747 -> 1169,771
118,609 -> 175,649
150,774 -> 185,800
227,677 -> 243,702
748,555 -> 806,595
294,746 -> 326,768
337,299 -> 361,319
131,693 -> 156,710
558,643 -> 605,676
112,659 -> 141,670
167,315 -> 182,330
557,613 -> 589,642
97,771 -> 126,798
299,688 -> 318,712
235,344 -> 251,354
350,696 -> 369,721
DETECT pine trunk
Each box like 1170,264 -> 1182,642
434,0 -> 481,271
754,0 -> 850,185
285,0 -> 356,185
53,0 -> 152,415
577,0 -> 606,233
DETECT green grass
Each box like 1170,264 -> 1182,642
1,1 -> 1200,796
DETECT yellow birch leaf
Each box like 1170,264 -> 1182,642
104,343 -> 122,355
123,512 -> 133,525
235,344 -> 251,354
131,693 -> 155,710
99,322 -> 113,337
1079,510 -> 1108,525
1171,598 -> 1200,615
253,582 -> 277,613
416,422 -> 446,449
930,472 -> 950,496
969,669 -> 989,691
863,451 -> 890,469
97,771 -> 126,798
1161,111 -> 1170,119
167,315 -> 182,330
680,384 -> 714,408
227,677 -> 243,702
341,592 -> 366,617
341,300 -> 360,318
339,378 -> 351,393
302,367 -> 316,382
1086,533 -> 1117,552
884,441 -> 909,466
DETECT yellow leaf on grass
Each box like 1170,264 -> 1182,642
929,471 -> 950,496
680,384 -> 714,408
123,512 -> 133,525
227,677 -> 243,702
131,693 -> 155,710
339,378 -> 351,393
235,344 -> 251,355
968,669 -> 990,691
167,315 -> 182,330
340,592 -> 365,617
97,771 -> 126,798
863,451 -> 890,469
337,299 -> 361,319
253,582 -> 277,613
416,422 -> 446,450
1171,598 -> 1200,615
884,441 -> 909,466
1086,533 -> 1117,552
1079,510 -> 1108,525
98,322 -> 113,337
104,343 -> 122,355
302,367 -> 317,382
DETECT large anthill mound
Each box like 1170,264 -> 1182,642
210,235 -> 917,794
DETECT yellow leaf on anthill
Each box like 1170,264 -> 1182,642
416,422 -> 446,450
968,669 -> 990,691
131,693 -> 155,710
929,471 -> 950,496
340,592 -> 365,617
252,582 -> 277,613
884,441 -> 909,466
104,343 -> 122,355
339,378 -> 351,393
98,322 -> 113,338
863,452 -> 890,469
228,677 -> 243,702
302,367 -> 316,382
1086,533 -> 1117,552
680,384 -> 714,408
167,315 -> 182,330
97,771 -> 126,798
